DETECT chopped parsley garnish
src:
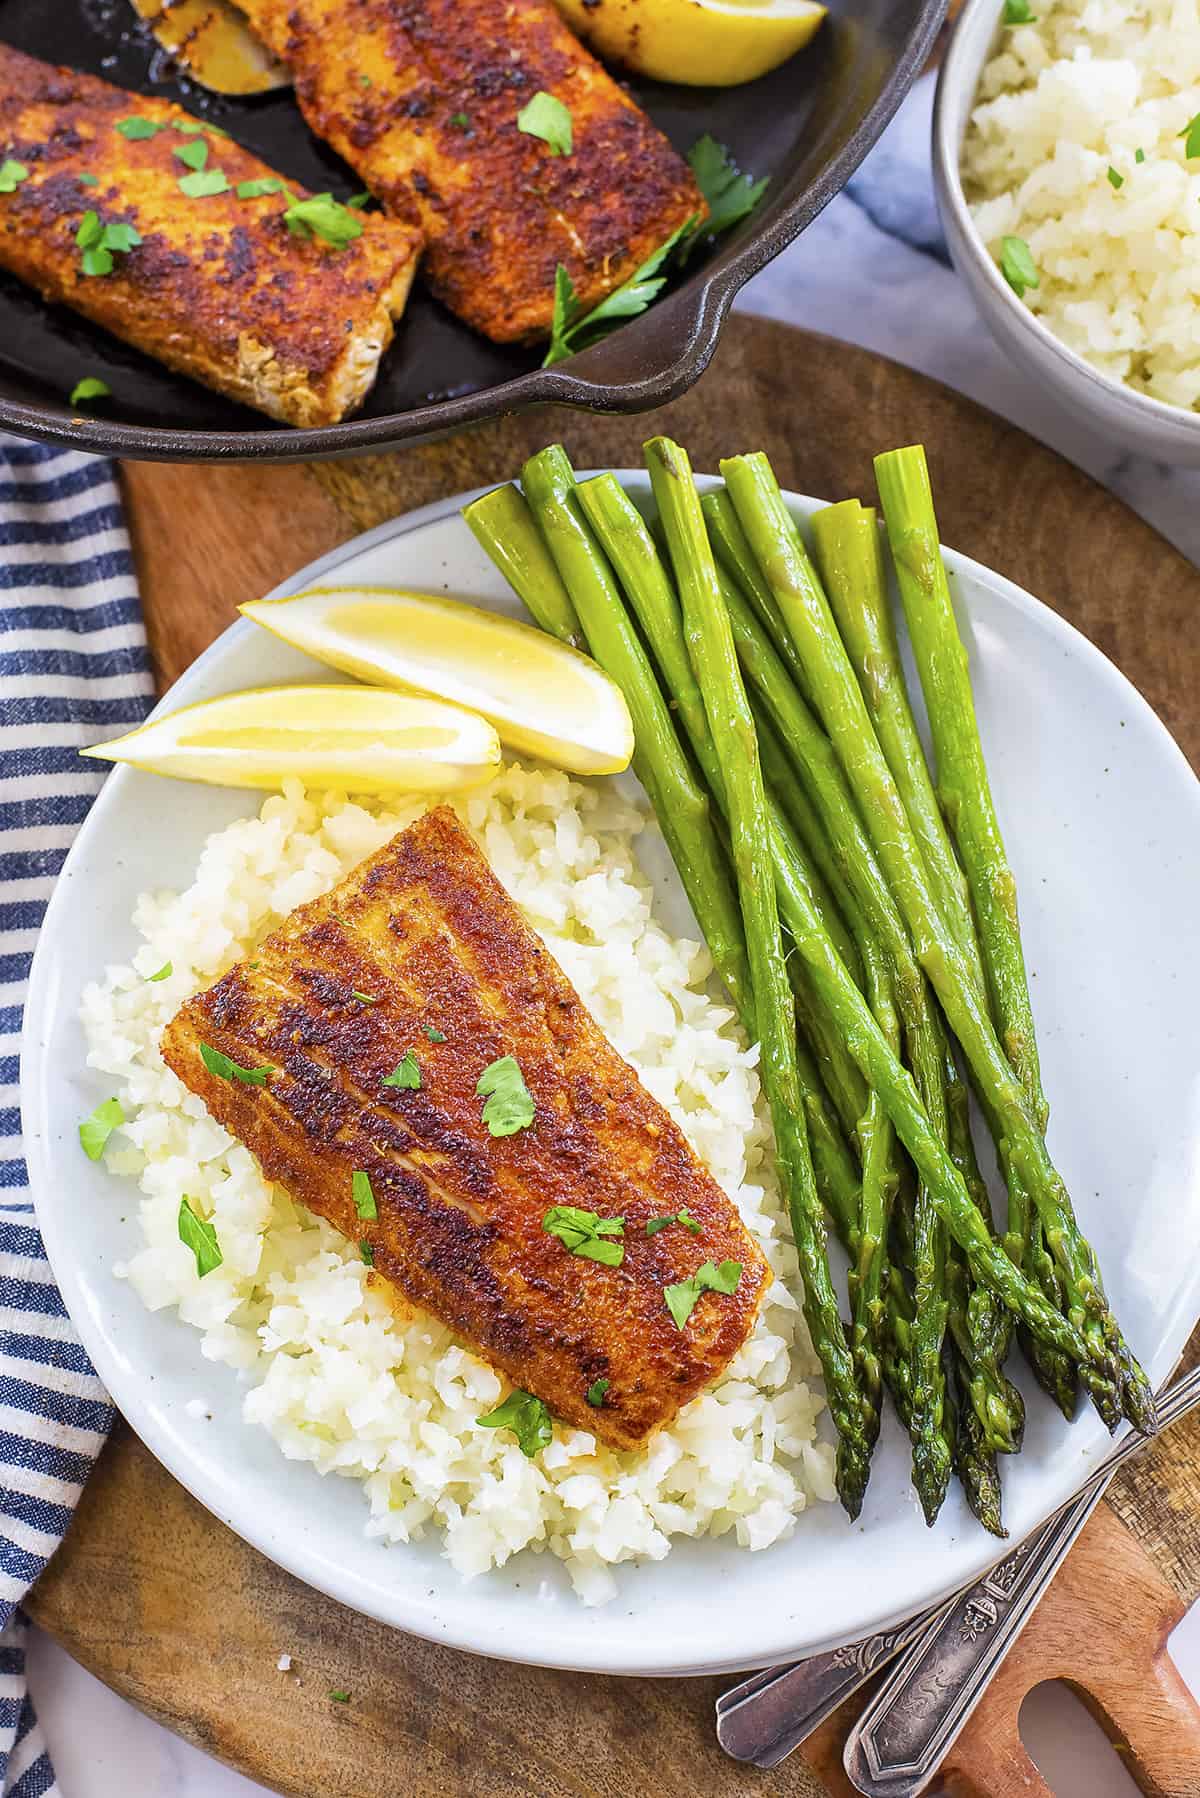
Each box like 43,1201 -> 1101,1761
663,1259 -> 742,1331
146,960 -> 172,981
359,1240 -> 374,1267
69,377 -> 111,408
645,1207 -> 701,1237
1136,147 -> 1146,163
0,160 -> 28,193
178,1197 -> 223,1278
79,1095 -> 123,1161
585,1377 -> 609,1407
76,211 -> 143,278
517,91 -> 573,157
78,173 -> 99,187
450,112 -> 471,130
360,73 -> 372,86
1182,113 -> 1200,161
543,1205 -> 625,1266
352,1170 -> 377,1220
329,1689 -> 350,1703
351,989 -> 376,1004
283,192 -> 364,248
1107,165 -> 1124,189
423,1024 -> 446,1042
174,137 -> 210,171
476,1055 -> 535,1136
178,169 -> 230,198
199,1042 -> 274,1085
346,191 -> 372,209
543,215 -> 695,367
687,135 -> 769,242
174,118 -> 229,138
1003,0 -> 1037,21
382,1050 -> 421,1090
999,234 -> 1039,298
115,116 -> 161,140
237,177 -> 289,199
476,1388 -> 552,1457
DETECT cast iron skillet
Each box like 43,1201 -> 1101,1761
0,0 -> 946,461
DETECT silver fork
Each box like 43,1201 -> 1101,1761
715,1364 -> 1200,1779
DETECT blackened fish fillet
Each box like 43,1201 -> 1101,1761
162,805 -> 768,1448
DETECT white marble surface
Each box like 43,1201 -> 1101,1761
34,72 -> 1200,1796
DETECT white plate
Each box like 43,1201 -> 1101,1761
22,477 -> 1200,1677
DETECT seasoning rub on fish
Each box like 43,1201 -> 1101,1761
0,44 -> 422,426
162,806 -> 768,1448
236,0 -> 706,343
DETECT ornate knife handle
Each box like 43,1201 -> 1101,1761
843,1364 -> 1200,1796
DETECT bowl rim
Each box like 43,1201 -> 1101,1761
0,0 -> 949,464
932,0 -> 1200,439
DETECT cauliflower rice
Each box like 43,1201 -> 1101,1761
81,766 -> 836,1604
962,0 -> 1200,410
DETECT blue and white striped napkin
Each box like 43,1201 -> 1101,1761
1,439 -> 152,1795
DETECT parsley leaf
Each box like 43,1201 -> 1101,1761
585,1377 -> 609,1407
1183,113 -> 1200,161
999,234 -> 1039,298
351,989 -> 376,1004
687,135 -> 768,242
283,192 -> 364,248
69,377 -> 111,408
78,173 -> 99,187
178,1197 -> 223,1277
79,1095 -> 123,1160
173,118 -> 229,138
80,247 -> 112,277
174,137 -> 209,171
423,1024 -> 446,1042
543,215 -> 696,367
1136,147 -> 1146,163
382,1050 -> 421,1090
329,1689 -> 350,1703
517,91 -> 572,156
352,1170 -> 377,1220
0,160 -> 28,193
346,191 -> 372,209
1003,0 -> 1037,20
476,1055 -> 535,1136
199,1042 -> 274,1085
543,1205 -> 625,1266
1107,165 -> 1124,189
102,222 -> 142,253
476,1389 -> 552,1457
178,169 -> 230,198
76,211 -> 104,250
359,1240 -> 374,1267
237,177 -> 289,199
146,962 -> 172,981
450,112 -> 471,130
645,1206 -> 702,1237
116,116 -> 161,140
663,1259 -> 742,1330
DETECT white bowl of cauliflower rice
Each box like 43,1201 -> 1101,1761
935,0 -> 1200,461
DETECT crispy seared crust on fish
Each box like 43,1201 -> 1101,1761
237,0 -> 706,342
0,44 -> 422,426
162,806 -> 767,1448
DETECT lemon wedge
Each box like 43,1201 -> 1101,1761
240,588 -> 635,777
82,685 -> 501,792
554,0 -> 826,86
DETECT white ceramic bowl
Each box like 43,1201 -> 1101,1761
933,0 -> 1200,465
23,479 -> 1200,1676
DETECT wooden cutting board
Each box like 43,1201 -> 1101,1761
26,316 -> 1200,1797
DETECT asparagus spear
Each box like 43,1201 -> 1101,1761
720,451 -> 1154,1435
515,451 -> 755,1026
462,483 -> 583,648
873,446 -> 1121,1427
645,434 -> 874,1516
701,489 -> 813,701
